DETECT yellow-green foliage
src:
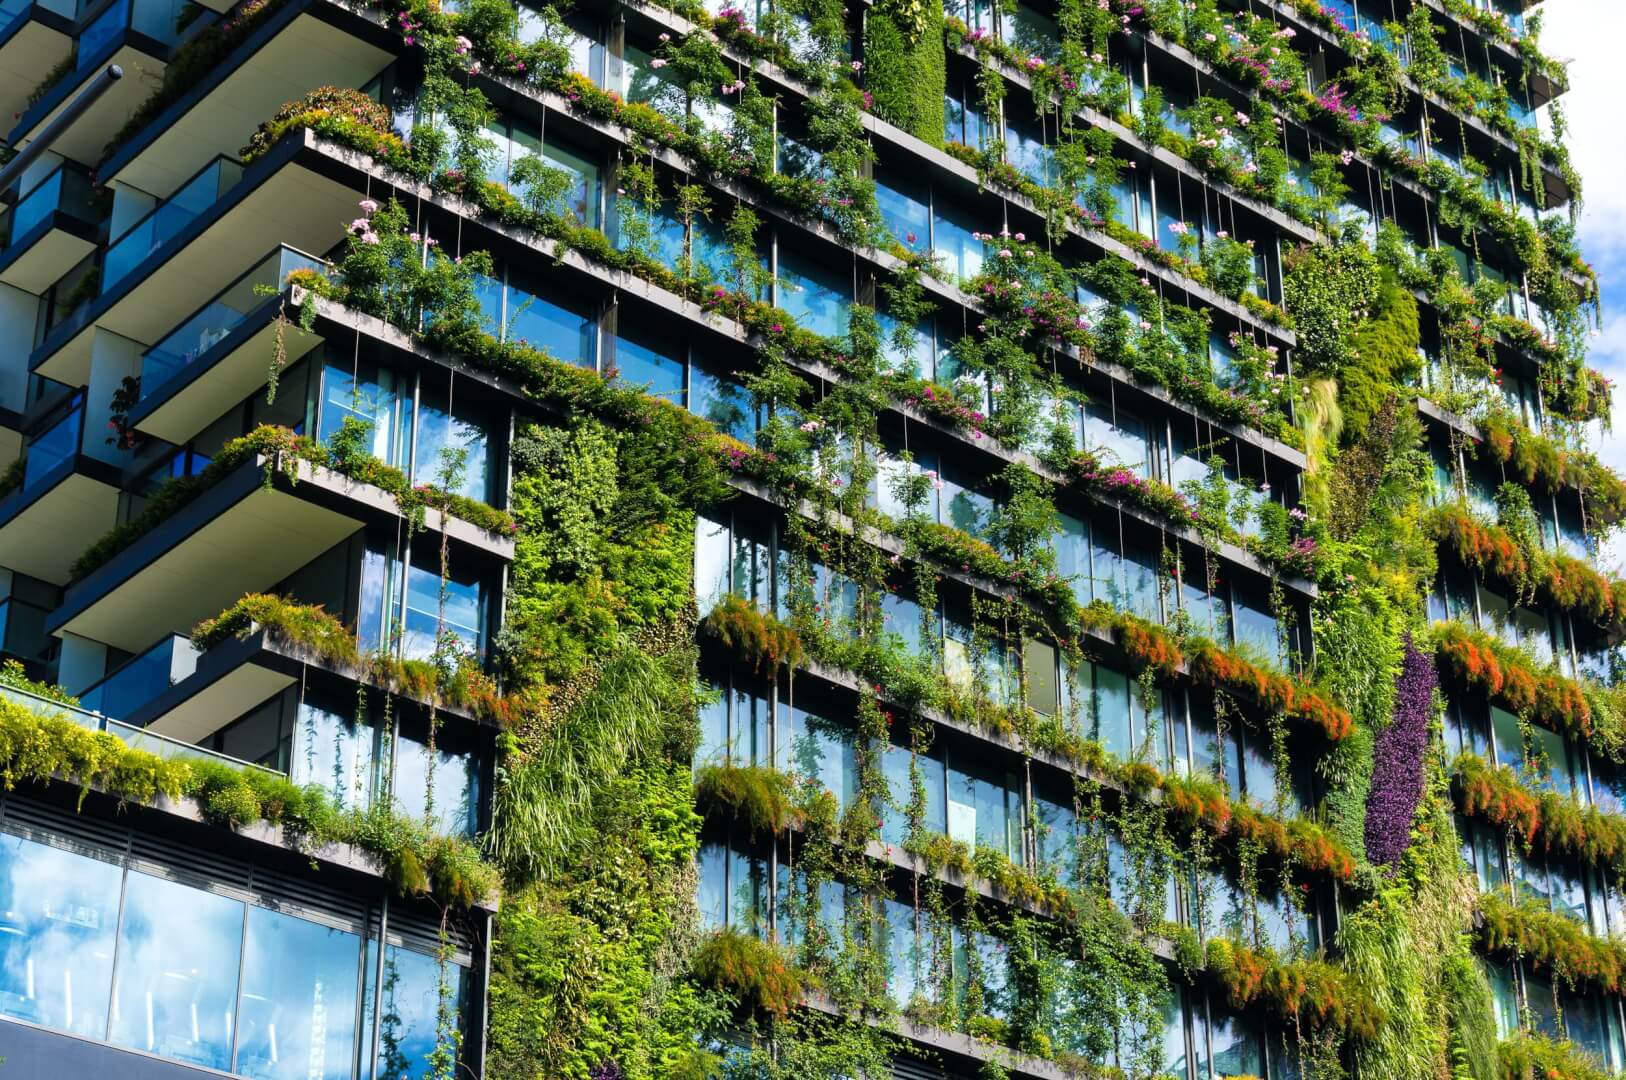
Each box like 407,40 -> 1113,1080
0,697 -> 497,906
863,0 -> 945,146
1344,271 -> 1421,441
696,762 -> 801,834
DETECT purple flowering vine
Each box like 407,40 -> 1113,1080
1363,635 -> 1437,867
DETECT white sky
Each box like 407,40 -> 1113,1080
1536,2 -> 1626,569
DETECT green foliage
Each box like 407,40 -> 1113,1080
1343,271 -> 1421,441
864,0 -> 945,145
1283,234 -> 1381,379
691,928 -> 811,1017
696,762 -> 801,834
68,421 -> 513,581
0,697 -> 496,906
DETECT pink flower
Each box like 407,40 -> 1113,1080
651,58 -> 667,68
358,199 -> 378,213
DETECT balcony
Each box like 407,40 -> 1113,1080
98,0 -> 395,200
30,130 -> 364,387
77,631 -> 198,719
0,162 -> 104,293
47,451 -> 514,652
0,0 -> 76,127
5,0 -> 187,162
0,594 -> 53,662
0,398 -> 121,584
123,618 -> 498,746
128,245 -> 325,444
0,680 -> 281,775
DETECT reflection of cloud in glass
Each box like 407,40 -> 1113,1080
109,871 -> 244,1071
0,835 -> 121,1037
236,907 -> 360,1080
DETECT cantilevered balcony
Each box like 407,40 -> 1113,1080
0,161 -> 104,293
30,131 -> 363,387
0,395 -> 120,584
127,245 -> 325,444
46,452 -> 514,652
5,0 -> 191,161
0,0 -> 77,127
0,594 -> 53,664
97,0 -> 395,200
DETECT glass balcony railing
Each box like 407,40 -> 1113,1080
0,164 -> 102,251
139,245 -> 326,395
100,155 -> 242,294
75,0 -> 187,64
0,0 -> 74,32
0,596 -> 51,660
0,681 -> 282,775
78,633 -> 199,721
18,399 -> 83,491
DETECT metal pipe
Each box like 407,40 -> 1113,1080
0,64 -> 122,194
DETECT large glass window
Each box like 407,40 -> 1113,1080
236,907 -> 361,1080
414,382 -> 496,504
0,834 -> 121,1038
109,871 -> 244,1071
0,828 -> 459,1078
364,942 -> 469,1080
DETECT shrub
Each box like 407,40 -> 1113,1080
690,927 -> 809,1017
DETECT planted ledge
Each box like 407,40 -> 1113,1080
97,0 -> 397,198
122,622 -> 489,746
48,451 -> 513,653
30,128 -> 364,388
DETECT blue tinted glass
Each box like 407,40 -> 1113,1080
506,283 -> 596,367
0,833 -> 121,1037
614,333 -> 683,403
396,560 -> 483,661
414,389 -> 494,503
689,365 -> 756,440
391,729 -> 479,836
236,906 -> 360,1080
293,699 -> 377,809
110,871 -> 244,1071
367,945 -> 467,1080
875,174 -> 929,250
777,248 -> 850,339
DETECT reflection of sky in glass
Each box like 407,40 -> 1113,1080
110,871 -> 243,1071
397,561 -> 483,662
237,907 -> 360,1080
392,729 -> 479,837
365,944 -> 466,1080
0,835 -> 120,1037
294,700 -> 377,811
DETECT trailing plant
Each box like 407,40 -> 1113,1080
0,696 -> 497,905
690,928 -> 812,1018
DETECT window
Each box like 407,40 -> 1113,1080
363,942 -> 469,1080
236,906 -> 361,1080
320,359 -> 412,470
612,324 -> 685,404
359,535 -> 490,663
776,246 -> 851,338
0,829 -> 458,1079
0,834 -> 122,1038
697,676 -> 772,767
414,380 -> 497,503
109,871 -> 244,1070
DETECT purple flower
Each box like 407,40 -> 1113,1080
1364,636 -> 1437,867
